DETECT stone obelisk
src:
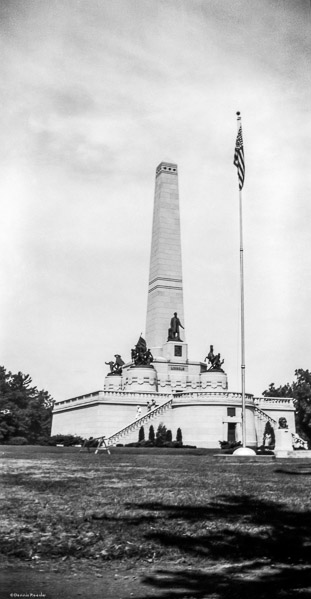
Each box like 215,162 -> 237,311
145,162 -> 185,356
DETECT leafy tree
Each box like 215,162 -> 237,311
148,425 -> 155,443
0,366 -> 53,445
292,369 -> 311,447
138,425 -> 145,442
156,422 -> 167,446
262,382 -> 293,399
176,427 -> 183,445
263,369 -> 311,447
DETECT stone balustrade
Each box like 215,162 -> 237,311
95,397 -> 173,449
53,389 -> 257,412
254,396 -> 293,406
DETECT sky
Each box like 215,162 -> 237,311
1,0 -> 310,402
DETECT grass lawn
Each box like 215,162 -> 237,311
1,445 -> 311,598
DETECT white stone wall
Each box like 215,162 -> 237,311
51,390 -> 296,449
52,392 -> 259,448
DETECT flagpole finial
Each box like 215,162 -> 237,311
236,111 -> 241,120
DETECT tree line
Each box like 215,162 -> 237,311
0,366 -> 53,445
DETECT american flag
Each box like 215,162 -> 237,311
233,125 -> 245,190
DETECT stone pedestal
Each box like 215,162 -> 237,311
123,366 -> 158,392
274,428 -> 293,457
104,374 -> 123,392
201,370 -> 228,390
162,341 -> 188,362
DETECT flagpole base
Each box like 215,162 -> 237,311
233,447 -> 256,456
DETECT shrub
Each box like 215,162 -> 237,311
7,436 -> 28,445
176,427 -> 183,445
35,436 -> 50,446
219,440 -> 242,451
149,425 -> 155,443
138,426 -> 145,442
139,439 -> 153,447
162,440 -> 183,448
257,447 -> 274,455
49,434 -> 85,447
165,429 -> 172,442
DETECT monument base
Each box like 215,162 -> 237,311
104,374 -> 122,392
274,428 -> 293,452
274,450 -> 293,458
162,341 -> 188,362
123,366 -> 158,392
201,369 -> 228,390
274,450 -> 311,459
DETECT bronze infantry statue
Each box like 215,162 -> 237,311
105,354 -> 124,376
131,336 -> 154,367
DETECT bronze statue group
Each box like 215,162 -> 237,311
105,314 -> 225,376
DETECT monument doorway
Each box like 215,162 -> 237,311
227,422 -> 236,443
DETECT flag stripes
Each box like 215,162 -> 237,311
234,125 -> 245,190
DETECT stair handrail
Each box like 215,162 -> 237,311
93,396 -> 174,451
254,406 -> 277,426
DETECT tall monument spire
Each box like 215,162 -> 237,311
145,162 -> 185,355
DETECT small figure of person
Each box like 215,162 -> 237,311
151,399 -> 156,410
147,401 -> 151,411
81,436 -> 93,453
135,405 -> 142,419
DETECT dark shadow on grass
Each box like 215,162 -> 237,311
139,565 -> 311,599
124,494 -> 311,599
1,473 -> 90,493
275,468 -> 311,475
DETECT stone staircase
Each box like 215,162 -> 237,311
94,397 -> 174,452
254,406 -> 308,449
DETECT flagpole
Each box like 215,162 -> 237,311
236,111 -> 246,448
239,175 -> 246,448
